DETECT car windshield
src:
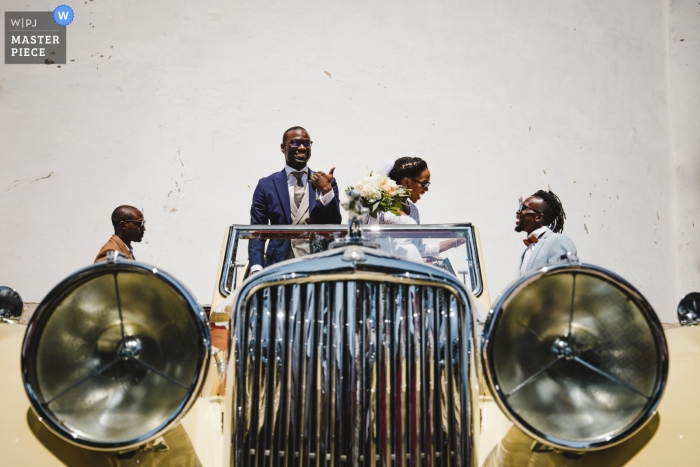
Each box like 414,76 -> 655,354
218,224 -> 484,298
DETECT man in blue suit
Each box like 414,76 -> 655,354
515,190 -> 577,277
248,126 -> 342,273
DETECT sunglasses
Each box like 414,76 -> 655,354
124,220 -> 146,228
286,139 -> 313,148
412,178 -> 431,189
517,196 -> 542,214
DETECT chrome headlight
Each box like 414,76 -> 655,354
482,263 -> 667,451
0,286 -> 23,322
22,258 -> 210,451
677,292 -> 700,326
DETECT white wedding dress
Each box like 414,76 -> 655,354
362,201 -> 439,261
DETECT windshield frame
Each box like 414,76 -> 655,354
218,223 -> 484,298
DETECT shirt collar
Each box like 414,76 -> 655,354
285,165 -> 308,176
530,225 -> 550,239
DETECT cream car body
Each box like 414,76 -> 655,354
0,217 -> 698,466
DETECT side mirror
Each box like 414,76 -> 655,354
0,286 -> 23,323
678,292 -> 700,327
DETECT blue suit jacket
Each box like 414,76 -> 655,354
524,230 -> 577,273
248,168 -> 342,268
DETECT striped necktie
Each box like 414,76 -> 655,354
291,171 -> 305,207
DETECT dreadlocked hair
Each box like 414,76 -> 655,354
388,157 -> 428,184
532,190 -> 566,233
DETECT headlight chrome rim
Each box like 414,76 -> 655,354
482,262 -> 668,451
21,260 -> 211,451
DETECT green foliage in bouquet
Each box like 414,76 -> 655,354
346,171 -> 411,218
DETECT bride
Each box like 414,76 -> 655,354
383,157 -> 431,226
365,157 -> 465,259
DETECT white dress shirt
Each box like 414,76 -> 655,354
519,226 -> 549,277
284,165 -> 335,207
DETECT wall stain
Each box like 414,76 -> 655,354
543,169 -> 547,174
31,172 -> 53,182
7,179 -> 22,191
324,71 -> 331,78
584,223 -> 589,234
164,145 -> 196,213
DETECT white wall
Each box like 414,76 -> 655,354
0,0 -> 694,322
669,0 -> 700,302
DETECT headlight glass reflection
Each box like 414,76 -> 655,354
23,264 -> 209,450
484,266 -> 667,450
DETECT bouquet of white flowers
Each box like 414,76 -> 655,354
346,171 -> 411,218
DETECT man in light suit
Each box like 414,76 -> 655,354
515,190 -> 577,277
95,205 -> 146,262
248,126 -> 342,273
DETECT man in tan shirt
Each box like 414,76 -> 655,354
94,205 -> 146,262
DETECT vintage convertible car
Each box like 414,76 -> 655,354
1,198 -> 699,466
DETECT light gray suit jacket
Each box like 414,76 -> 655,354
523,230 -> 577,273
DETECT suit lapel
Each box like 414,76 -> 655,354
307,168 -> 317,212
526,230 -> 550,269
272,169 -> 291,224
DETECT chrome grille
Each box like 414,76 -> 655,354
231,279 -> 471,466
